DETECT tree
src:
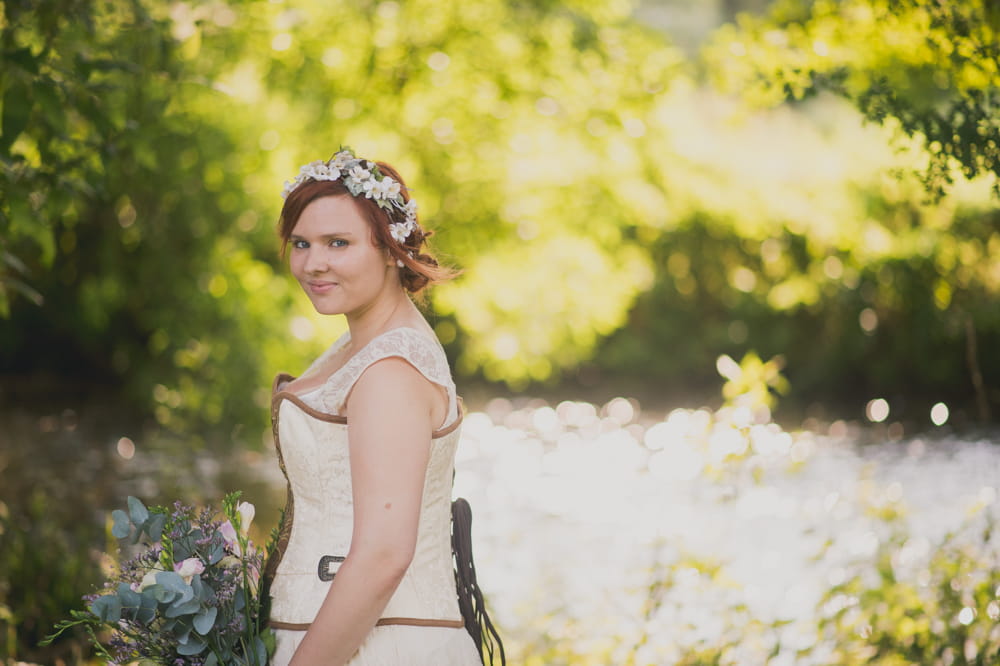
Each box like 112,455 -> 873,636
705,0 -> 1000,198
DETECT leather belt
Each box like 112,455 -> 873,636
269,618 -> 466,630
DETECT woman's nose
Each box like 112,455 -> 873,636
303,247 -> 329,274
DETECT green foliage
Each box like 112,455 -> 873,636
717,351 -> 789,411
0,0 -> 302,436
705,0 -> 1000,198
43,493 -> 272,666
0,409 -> 115,665
0,489 -> 101,665
815,513 -> 1000,665
3,0 -> 1000,444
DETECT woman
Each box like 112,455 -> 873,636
265,148 -> 501,665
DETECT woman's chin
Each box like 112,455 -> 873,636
306,296 -> 345,316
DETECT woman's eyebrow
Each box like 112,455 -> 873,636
289,232 -> 357,240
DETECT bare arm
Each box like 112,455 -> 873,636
288,357 -> 439,665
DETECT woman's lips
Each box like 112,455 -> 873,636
307,280 -> 336,294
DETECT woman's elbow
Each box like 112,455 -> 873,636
353,538 -> 415,584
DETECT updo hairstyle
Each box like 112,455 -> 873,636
278,160 -> 453,294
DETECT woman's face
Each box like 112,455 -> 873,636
288,195 -> 397,316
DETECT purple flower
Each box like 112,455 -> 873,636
218,520 -> 241,556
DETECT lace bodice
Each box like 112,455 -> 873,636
296,327 -> 458,426
266,327 -> 464,626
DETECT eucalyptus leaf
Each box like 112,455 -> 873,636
166,596 -> 200,618
117,583 -> 141,621
203,653 -> 219,666
136,591 -> 157,625
176,637 -> 207,656
172,616 -> 193,643
155,571 -> 188,593
192,574 -> 215,603
146,512 -> 167,541
193,605 -> 217,634
127,496 -> 149,527
89,595 -> 122,623
172,540 -> 192,561
111,509 -> 131,539
149,584 -> 177,604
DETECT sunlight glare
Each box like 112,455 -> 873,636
930,402 -> 949,426
289,316 -> 314,341
865,398 -> 889,422
116,437 -> 136,460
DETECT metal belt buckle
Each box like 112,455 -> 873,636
317,555 -> 345,581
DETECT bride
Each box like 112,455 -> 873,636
265,149 -> 502,665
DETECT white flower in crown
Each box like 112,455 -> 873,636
373,178 -> 402,202
389,222 -> 410,243
348,165 -> 371,181
282,148 -> 420,247
382,179 -> 402,200
331,151 -> 353,169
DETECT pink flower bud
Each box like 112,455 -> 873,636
174,557 -> 205,583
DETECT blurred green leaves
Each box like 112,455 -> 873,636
2,0 -> 998,434
704,0 -> 1000,198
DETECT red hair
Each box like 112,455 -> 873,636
277,160 -> 454,294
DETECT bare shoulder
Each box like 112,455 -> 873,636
355,356 -> 432,394
349,357 -> 435,411
348,356 -> 447,429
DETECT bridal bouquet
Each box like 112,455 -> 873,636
44,492 -> 274,665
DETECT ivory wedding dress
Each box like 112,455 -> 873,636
265,327 -> 481,665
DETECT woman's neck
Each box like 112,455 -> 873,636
344,288 -> 414,348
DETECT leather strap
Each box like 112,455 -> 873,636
269,617 -> 465,631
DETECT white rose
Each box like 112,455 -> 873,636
136,570 -> 159,592
174,557 -> 206,584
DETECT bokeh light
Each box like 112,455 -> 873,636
866,398 -> 890,423
930,402 -> 949,426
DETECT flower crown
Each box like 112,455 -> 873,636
281,147 -> 418,247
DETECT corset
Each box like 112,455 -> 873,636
264,327 -> 465,628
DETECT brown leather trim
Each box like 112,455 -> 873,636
269,620 -> 311,631
272,372 -> 296,394
269,618 -> 465,631
378,617 -> 466,628
271,374 -> 465,439
433,398 -> 464,439
272,391 -> 348,424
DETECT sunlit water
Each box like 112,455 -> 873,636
448,399 -> 994,664
112,398 -> 999,665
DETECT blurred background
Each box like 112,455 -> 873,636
1,0 -> 998,663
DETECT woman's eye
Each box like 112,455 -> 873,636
330,239 -> 348,248
292,240 -> 309,249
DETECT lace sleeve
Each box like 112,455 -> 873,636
317,327 -> 458,426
